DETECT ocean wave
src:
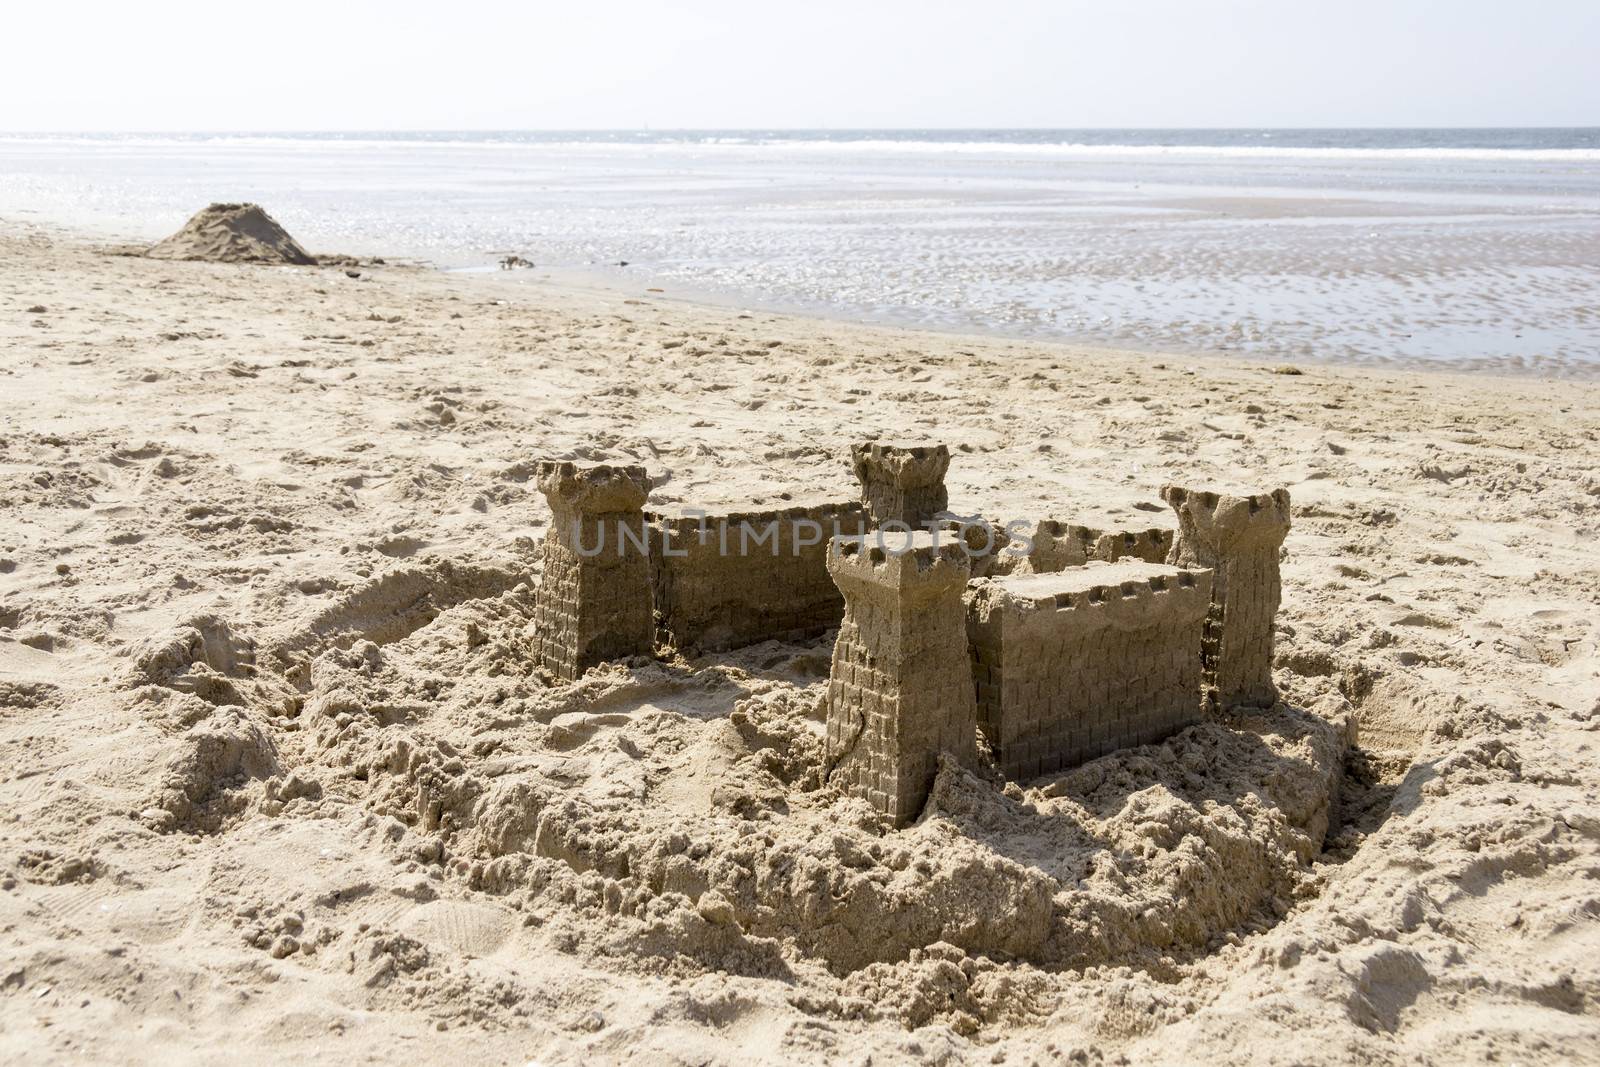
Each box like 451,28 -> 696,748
747,140 -> 1600,163
2,133 -> 1598,163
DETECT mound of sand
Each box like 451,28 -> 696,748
146,202 -> 316,265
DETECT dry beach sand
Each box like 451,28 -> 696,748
1,216 -> 1598,1065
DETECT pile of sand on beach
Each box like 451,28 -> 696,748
145,202 -> 316,265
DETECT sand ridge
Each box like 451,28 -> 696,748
0,220 -> 1597,1065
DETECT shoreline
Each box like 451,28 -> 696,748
18,210 -> 1600,392
4,124 -> 1596,378
473,259 -> 1600,382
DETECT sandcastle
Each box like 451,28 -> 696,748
967,562 -> 1212,780
526,450 -> 1290,826
1162,485 -> 1292,709
851,443 -> 951,528
824,532 -> 977,826
531,461 -> 655,681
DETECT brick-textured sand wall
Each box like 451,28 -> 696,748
968,563 -> 1212,781
851,442 -> 951,529
1163,486 -> 1291,709
825,534 -> 975,826
648,502 -> 867,652
531,462 -> 655,681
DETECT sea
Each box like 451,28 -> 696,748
2,128 -> 1597,375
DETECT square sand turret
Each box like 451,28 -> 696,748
1161,485 -> 1291,709
966,560 -> 1213,781
825,531 -> 976,826
851,442 -> 951,529
532,461 -> 655,681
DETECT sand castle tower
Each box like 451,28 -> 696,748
1161,485 -> 1291,709
824,531 -> 976,826
851,443 -> 951,529
532,461 -> 655,681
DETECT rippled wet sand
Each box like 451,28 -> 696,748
2,137 -> 1596,374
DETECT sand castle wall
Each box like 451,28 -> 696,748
966,561 -> 1212,780
945,517 -> 1173,579
647,502 -> 867,652
1017,519 -> 1174,572
531,461 -> 655,681
1162,486 -> 1291,709
825,532 -> 976,826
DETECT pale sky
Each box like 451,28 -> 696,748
3,0 -> 1596,131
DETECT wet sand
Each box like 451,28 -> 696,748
3,135 -> 1598,375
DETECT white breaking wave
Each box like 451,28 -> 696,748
0,133 -> 1597,164
741,140 -> 1600,163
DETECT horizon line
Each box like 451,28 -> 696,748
4,124 -> 1598,135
